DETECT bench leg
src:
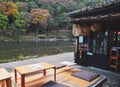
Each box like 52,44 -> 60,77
6,78 -> 12,87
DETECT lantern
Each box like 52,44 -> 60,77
72,24 -> 81,36
73,24 -> 90,36
79,26 -> 90,36
90,23 -> 101,31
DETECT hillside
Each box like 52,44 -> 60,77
0,0 -> 105,40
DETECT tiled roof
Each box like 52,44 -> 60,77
67,0 -> 120,18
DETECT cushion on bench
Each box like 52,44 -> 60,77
72,70 -> 99,82
40,80 -> 68,87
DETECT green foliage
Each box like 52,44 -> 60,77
83,0 -> 105,6
15,2 -> 28,11
45,5 -> 54,15
27,1 -> 38,12
14,12 -> 31,36
0,13 -> 8,29
15,12 -> 29,29
0,11 -> 30,37
76,3 -> 85,9
17,54 -> 24,60
48,17 -> 55,29
55,3 -> 65,15
6,23 -> 18,37
0,13 -> 9,34
74,0 -> 84,2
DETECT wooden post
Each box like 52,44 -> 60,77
76,36 -> 79,52
74,36 -> 80,64
115,32 -> 118,45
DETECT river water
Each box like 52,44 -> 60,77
0,40 -> 74,62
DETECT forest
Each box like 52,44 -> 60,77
0,0 -> 105,40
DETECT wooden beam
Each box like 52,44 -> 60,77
70,13 -> 120,22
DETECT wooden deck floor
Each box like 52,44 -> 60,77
8,67 -> 105,87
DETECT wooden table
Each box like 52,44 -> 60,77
14,62 -> 56,87
0,68 -> 12,87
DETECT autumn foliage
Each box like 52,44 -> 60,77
0,0 -> 6,12
0,0 -> 18,16
4,2 -> 18,16
31,8 -> 50,26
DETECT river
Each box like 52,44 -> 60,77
0,40 -> 74,63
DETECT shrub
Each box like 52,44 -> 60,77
17,54 -> 24,60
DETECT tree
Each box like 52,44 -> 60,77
0,0 -> 6,12
76,2 -> 85,9
3,12 -> 31,37
14,12 -> 31,34
83,0 -> 104,6
31,8 -> 50,34
27,1 -> 38,12
47,3 -> 67,30
0,0 -> 31,37
3,1 -> 18,24
0,13 -> 9,36
15,2 -> 28,12
4,1 -> 18,16
47,17 -> 55,31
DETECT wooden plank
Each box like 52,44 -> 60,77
0,68 -> 11,80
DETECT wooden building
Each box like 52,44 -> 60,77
67,0 -> 120,70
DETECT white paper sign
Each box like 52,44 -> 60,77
29,64 -> 43,69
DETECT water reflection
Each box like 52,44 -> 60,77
0,40 -> 74,62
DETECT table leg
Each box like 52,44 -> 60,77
43,69 -> 46,76
54,67 -> 56,81
6,78 -> 12,87
14,69 -> 17,83
21,74 -> 25,87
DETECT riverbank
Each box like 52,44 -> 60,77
0,30 -> 72,41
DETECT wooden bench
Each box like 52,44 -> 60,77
0,68 -> 12,87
